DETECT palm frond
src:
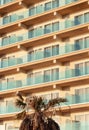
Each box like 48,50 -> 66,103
48,98 -> 67,106
34,97 -> 46,111
15,99 -> 26,109
44,97 -> 67,110
16,92 -> 24,101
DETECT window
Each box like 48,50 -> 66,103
52,0 -> 59,8
27,73 -> 34,85
84,12 -> 89,23
74,39 -> 84,50
7,77 -> 14,89
52,45 -> 59,56
36,4 -> 44,14
35,49 -> 43,60
75,87 -> 89,103
0,0 -> 3,5
74,15 -> 83,25
75,63 -> 84,76
8,56 -> 15,66
18,34 -> 23,42
28,51 -> 34,61
44,24 -> 52,34
74,36 -> 89,50
44,70 -> 51,82
75,61 -> 89,76
44,68 -> 59,82
27,72 -> 42,85
3,15 -> 10,24
85,87 -> 89,102
45,2 -> 52,11
1,57 -> 8,68
41,92 -> 59,103
51,68 -> 59,81
32,44 -> 59,60
75,88 -> 85,103
35,26 -> 43,36
1,78 -> 7,90
52,22 -> 59,32
2,36 -> 10,46
29,7 -> 35,16
74,12 -> 89,26
75,63 -> 82,75
10,13 -> 18,22
29,29 -> 34,38
66,0 -> 72,4
18,12 -> 24,20
35,72 -> 42,84
85,61 -> 89,74
9,34 -> 16,44
44,46 -> 52,57
1,56 -> 15,68
85,37 -> 89,48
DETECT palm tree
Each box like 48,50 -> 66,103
15,92 -> 67,130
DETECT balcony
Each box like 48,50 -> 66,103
0,0 -> 23,15
0,100 -> 21,120
0,66 -> 89,97
0,94 -> 89,120
65,93 -> 89,106
0,41 -> 89,76
0,0 -> 89,34
62,122 -> 89,130
7,128 -> 19,130
0,0 -> 43,15
0,0 -> 78,26
0,14 -> 89,54
59,92 -> 89,113
0,0 -> 14,5
0,101 -> 20,114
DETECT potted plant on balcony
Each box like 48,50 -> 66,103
15,92 -> 67,130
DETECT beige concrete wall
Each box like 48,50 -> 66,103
0,0 -> 89,128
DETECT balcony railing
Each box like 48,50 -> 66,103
0,101 -> 20,114
0,14 -> 89,47
0,94 -> 89,115
0,66 -> 89,91
64,93 -> 89,106
0,0 -> 14,5
0,93 -> 89,115
0,40 -> 89,69
8,128 -> 19,130
3,122 -> 89,130
64,122 -> 89,130
0,0 -> 78,25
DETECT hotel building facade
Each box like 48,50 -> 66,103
0,0 -> 89,129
